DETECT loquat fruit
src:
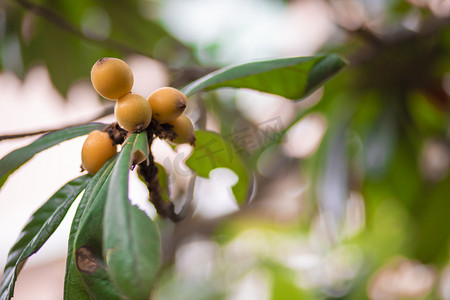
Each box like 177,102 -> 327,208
147,87 -> 187,122
90,57 -> 133,100
166,114 -> 195,145
115,93 -> 152,132
81,130 -> 117,175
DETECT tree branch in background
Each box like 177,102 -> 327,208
13,0 -> 154,58
169,66 -> 217,89
325,0 -> 450,66
348,15 -> 450,65
0,104 -> 114,141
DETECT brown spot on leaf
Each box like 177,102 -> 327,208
76,247 -> 100,274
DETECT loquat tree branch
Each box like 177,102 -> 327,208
348,15 -> 450,66
0,104 -> 114,141
138,124 -> 182,223
168,66 -> 217,89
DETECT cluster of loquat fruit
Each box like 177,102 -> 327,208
81,57 -> 195,175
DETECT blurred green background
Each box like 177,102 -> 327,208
1,0 -> 450,299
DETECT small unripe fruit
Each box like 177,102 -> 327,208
115,93 -> 152,132
166,114 -> 195,145
147,87 -> 187,122
90,57 -> 133,100
81,130 -> 117,175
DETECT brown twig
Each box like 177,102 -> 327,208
168,66 -> 217,89
105,122 -> 128,145
333,11 -> 450,66
0,104 -> 114,141
148,119 -> 178,141
139,162 -> 182,222
138,123 -> 182,222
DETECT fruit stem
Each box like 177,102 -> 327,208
105,122 -> 128,145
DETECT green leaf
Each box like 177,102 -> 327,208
1,175 -> 91,300
64,157 -> 120,300
21,19 -> 104,96
156,163 -> 171,203
103,133 -> 161,300
305,94 -> 356,227
135,131 -> 149,154
131,131 -> 149,166
186,130 -> 251,205
182,54 -> 346,100
0,123 -> 107,189
363,107 -> 398,177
